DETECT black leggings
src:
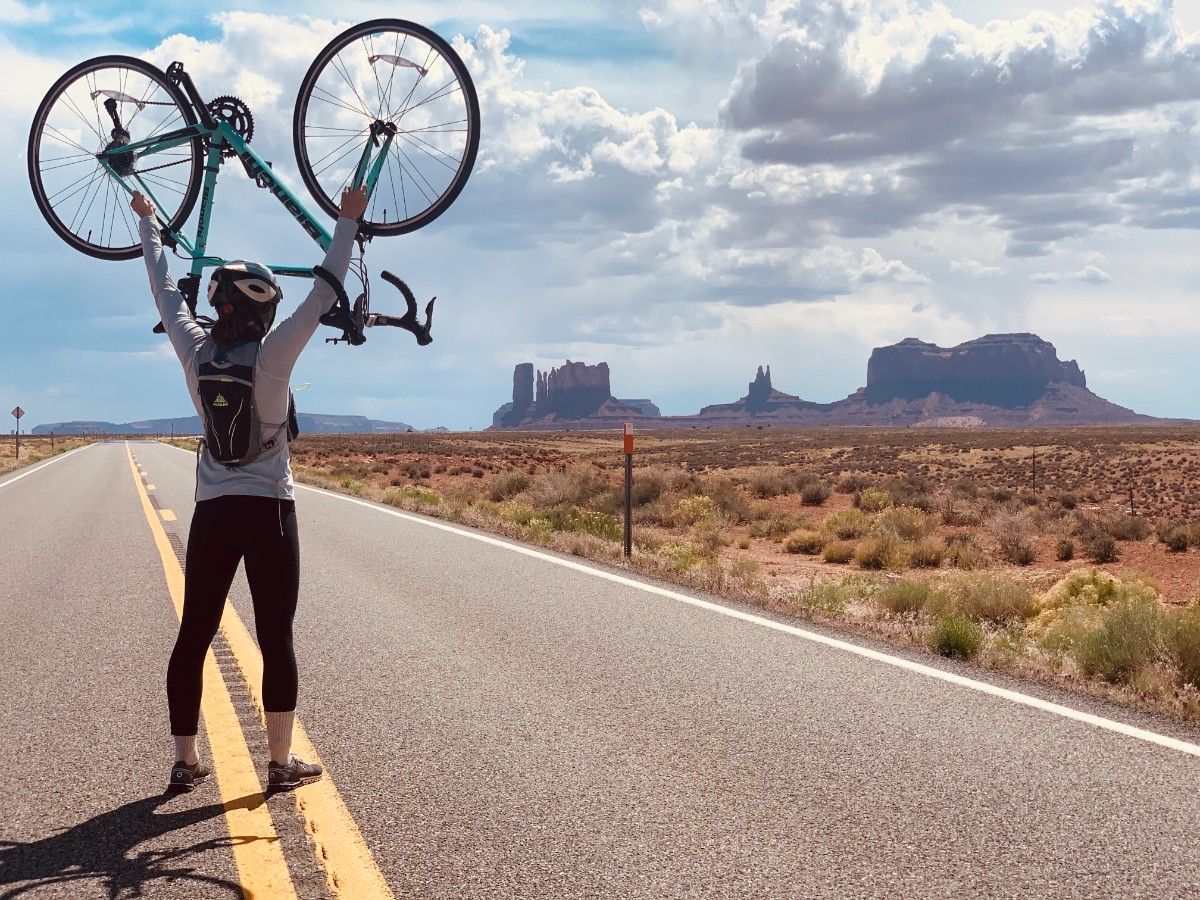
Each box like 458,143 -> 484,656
168,495 -> 300,736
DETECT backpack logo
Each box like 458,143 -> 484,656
213,394 -> 229,408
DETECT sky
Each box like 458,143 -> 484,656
4,0 -> 1200,430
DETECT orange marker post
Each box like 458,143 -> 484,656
623,423 -> 634,557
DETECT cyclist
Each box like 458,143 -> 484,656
131,185 -> 367,792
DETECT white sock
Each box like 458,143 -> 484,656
173,735 -> 199,766
266,711 -> 296,766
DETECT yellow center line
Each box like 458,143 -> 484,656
135,442 -> 395,899
126,443 -> 298,900
161,509 -> 177,522
219,588 -> 396,898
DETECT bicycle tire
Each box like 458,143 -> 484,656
293,19 -> 480,236
28,55 -> 204,261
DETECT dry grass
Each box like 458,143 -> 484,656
0,435 -> 96,476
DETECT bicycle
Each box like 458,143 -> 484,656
27,18 -> 480,346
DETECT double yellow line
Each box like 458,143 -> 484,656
126,443 -> 392,899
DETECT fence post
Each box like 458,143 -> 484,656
623,423 -> 634,558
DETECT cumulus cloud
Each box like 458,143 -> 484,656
643,0 -> 1200,255
1031,265 -> 1113,284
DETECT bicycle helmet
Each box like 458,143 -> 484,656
208,260 -> 282,333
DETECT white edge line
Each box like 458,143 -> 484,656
296,481 -> 1200,760
0,443 -> 95,489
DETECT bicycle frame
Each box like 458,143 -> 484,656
80,60 -> 436,346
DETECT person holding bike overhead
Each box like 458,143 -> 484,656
131,185 -> 367,793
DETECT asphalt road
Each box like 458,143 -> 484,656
2,440 -> 1199,899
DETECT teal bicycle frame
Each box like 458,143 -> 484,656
94,117 -> 376,284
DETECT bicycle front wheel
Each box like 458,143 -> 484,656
293,19 -> 480,236
27,55 -> 204,261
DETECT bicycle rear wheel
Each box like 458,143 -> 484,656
28,55 -> 204,261
293,19 -> 480,236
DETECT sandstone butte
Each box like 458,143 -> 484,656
489,333 -> 1186,430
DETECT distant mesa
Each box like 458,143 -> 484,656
493,360 -> 657,427
865,333 -> 1087,406
490,335 -> 1180,429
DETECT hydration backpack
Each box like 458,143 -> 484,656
196,345 -> 297,466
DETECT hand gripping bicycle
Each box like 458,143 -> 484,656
27,18 -> 480,346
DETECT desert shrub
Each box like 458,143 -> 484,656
874,506 -> 935,542
631,471 -> 668,506
750,467 -> 791,498
799,482 -> 832,506
946,534 -> 988,571
1036,568 -> 1157,614
836,473 -> 874,494
789,580 -> 848,614
388,485 -> 440,507
1081,530 -> 1119,563
908,537 -> 945,568
1056,491 -> 1078,510
822,541 -> 856,564
823,509 -> 872,540
339,477 -> 366,495
990,487 -> 1014,503
790,470 -> 823,491
952,576 -> 1036,623
1100,515 -> 1150,542
590,487 -> 627,517
783,529 -> 825,555
572,510 -> 622,541
527,466 -> 598,508
1003,543 -> 1037,566
1073,597 -> 1164,684
940,498 -> 982,527
488,472 -> 530,502
691,525 -> 732,557
1164,528 -> 1190,553
699,477 -> 751,523
737,538 -> 751,550
750,514 -> 814,541
1157,519 -> 1192,552
929,615 -> 984,658
949,477 -> 979,499
855,488 -> 894,513
1165,605 -> 1200,689
854,535 -> 907,570
988,509 -> 1036,561
1056,539 -> 1075,561
673,495 -> 720,527
877,580 -> 936,616
881,477 -> 935,513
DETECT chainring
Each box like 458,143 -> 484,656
206,95 -> 254,157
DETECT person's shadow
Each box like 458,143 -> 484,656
0,790 -> 269,898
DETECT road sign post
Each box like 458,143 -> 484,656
11,407 -> 23,460
623,423 -> 634,558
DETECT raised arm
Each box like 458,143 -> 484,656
132,191 -> 206,363
258,187 -> 367,377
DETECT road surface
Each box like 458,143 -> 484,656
1,440 -> 1198,898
